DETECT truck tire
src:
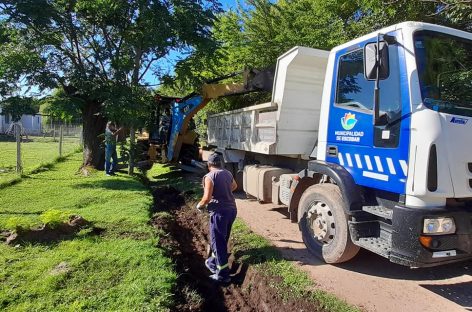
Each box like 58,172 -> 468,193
299,184 -> 360,263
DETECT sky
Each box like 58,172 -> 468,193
143,0 -> 243,87
221,0 -> 239,10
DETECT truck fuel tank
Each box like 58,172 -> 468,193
243,165 -> 293,202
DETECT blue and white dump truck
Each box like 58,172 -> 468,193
205,22 -> 472,267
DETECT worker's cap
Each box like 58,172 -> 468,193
207,153 -> 222,166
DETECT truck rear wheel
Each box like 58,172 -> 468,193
299,184 -> 359,263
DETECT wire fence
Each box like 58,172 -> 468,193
41,123 -> 83,140
0,123 -> 82,185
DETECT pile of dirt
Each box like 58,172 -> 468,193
152,186 -> 186,211
5,215 -> 90,245
151,186 -> 324,312
0,231 -> 10,242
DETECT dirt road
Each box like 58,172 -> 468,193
235,195 -> 472,312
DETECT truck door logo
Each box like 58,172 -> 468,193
450,117 -> 468,125
341,112 -> 357,130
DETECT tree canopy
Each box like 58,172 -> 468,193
161,0 -> 471,140
0,0 -> 221,168
171,0 -> 464,89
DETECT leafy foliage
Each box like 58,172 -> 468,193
40,89 -> 82,123
5,216 -> 35,233
0,96 -> 39,122
0,23 -> 46,97
39,209 -> 72,228
421,0 -> 472,31
171,0 -> 447,91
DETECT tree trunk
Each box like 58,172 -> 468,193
82,101 -> 106,171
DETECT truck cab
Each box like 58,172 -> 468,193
300,21 -> 472,267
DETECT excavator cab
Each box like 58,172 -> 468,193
140,68 -> 275,168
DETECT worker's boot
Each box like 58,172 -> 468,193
205,258 -> 217,274
209,272 -> 230,284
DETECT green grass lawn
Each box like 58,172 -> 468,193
0,153 -> 176,311
0,136 -> 80,185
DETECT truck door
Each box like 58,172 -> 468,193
326,34 -> 411,194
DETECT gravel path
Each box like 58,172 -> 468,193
235,195 -> 472,312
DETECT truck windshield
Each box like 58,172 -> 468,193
414,30 -> 472,117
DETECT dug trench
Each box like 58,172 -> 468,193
151,186 -> 326,312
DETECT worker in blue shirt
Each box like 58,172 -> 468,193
104,122 -> 122,176
197,153 -> 237,283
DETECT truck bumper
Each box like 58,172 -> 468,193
390,204 -> 472,267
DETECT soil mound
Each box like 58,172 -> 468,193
5,215 -> 90,245
152,186 -> 185,211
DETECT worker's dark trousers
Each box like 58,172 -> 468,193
207,208 -> 237,278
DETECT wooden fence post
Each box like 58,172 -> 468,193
15,123 -> 22,174
59,124 -> 63,157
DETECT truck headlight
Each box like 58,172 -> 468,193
423,217 -> 456,235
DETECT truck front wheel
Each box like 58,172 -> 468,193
299,184 -> 360,263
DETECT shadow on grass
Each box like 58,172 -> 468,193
0,211 -> 42,215
74,179 -> 145,191
0,177 -> 23,190
150,170 -> 202,196
233,245 -> 281,265
29,162 -> 57,174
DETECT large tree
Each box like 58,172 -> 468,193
0,0 -> 220,170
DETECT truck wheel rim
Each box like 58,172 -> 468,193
306,200 -> 336,245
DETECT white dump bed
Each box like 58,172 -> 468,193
207,46 -> 329,158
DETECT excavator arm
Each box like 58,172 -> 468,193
166,68 -> 274,162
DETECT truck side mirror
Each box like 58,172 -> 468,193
364,41 -> 389,81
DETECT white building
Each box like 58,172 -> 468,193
0,107 -> 42,135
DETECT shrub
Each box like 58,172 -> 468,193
5,217 -> 35,233
39,209 -> 72,228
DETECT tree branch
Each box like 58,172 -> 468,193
65,4 -> 85,75
84,35 -> 110,80
138,57 -> 158,81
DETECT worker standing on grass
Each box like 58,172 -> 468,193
197,153 -> 238,283
104,122 -> 122,176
